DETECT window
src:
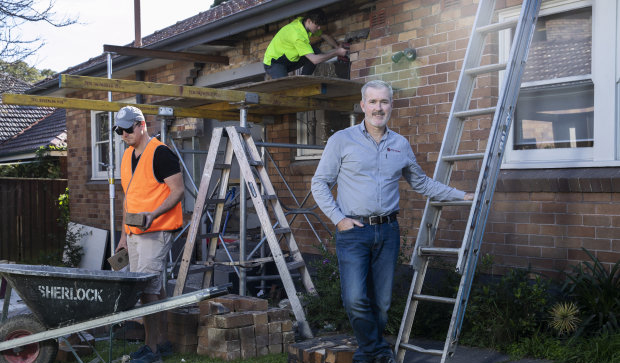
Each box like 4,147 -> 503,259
500,0 -> 618,168
90,110 -> 126,180
296,110 -> 351,159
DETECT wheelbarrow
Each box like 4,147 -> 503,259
0,264 -> 228,363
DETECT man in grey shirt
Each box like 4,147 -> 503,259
311,80 -> 473,363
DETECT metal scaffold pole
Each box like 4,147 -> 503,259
106,52 -> 116,256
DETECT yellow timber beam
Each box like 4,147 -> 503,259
2,94 -> 262,122
60,75 -> 353,112
198,84 -> 326,112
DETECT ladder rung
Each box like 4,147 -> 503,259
419,247 -> 460,256
217,257 -> 276,267
249,159 -> 264,166
429,200 -> 473,207
465,62 -> 507,76
413,294 -> 457,305
399,342 -> 443,356
273,227 -> 291,235
214,163 -> 231,170
286,260 -> 306,270
453,107 -> 496,118
262,194 -> 277,200
476,19 -> 518,34
441,153 -> 485,162
206,198 -> 226,204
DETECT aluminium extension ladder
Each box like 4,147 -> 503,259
173,126 -> 316,338
394,0 -> 541,362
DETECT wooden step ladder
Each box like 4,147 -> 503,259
394,0 -> 541,362
173,126 -> 316,338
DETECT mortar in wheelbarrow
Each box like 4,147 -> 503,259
0,264 -> 157,328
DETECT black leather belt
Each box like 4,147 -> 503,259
349,212 -> 398,225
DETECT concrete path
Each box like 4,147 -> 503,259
402,339 -> 552,363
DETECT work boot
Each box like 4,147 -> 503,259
129,345 -> 150,360
130,347 -> 162,363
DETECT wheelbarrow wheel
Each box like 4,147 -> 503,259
0,314 -> 57,363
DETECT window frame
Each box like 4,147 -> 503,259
90,108 -> 128,180
296,110 -> 325,160
499,0 -> 619,169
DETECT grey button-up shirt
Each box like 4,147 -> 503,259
311,121 -> 466,226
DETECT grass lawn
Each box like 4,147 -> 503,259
76,340 -> 288,363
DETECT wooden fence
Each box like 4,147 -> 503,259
0,178 -> 68,262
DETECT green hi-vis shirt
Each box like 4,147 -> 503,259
263,17 -> 322,66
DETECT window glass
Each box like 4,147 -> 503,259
514,82 -> 593,150
513,7 -> 592,152
296,110 -> 350,159
522,8 -> 591,83
91,110 -> 125,179
95,112 -> 110,173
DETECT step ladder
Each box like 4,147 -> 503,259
394,0 -> 541,362
173,126 -> 316,338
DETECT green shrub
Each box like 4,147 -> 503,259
460,267 -> 551,349
562,248 -> 620,337
302,242 -> 349,332
507,332 -> 620,363
0,146 -> 64,178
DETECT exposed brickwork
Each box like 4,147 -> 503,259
264,0 -> 620,279
66,0 -> 619,281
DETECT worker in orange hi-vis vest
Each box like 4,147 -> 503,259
114,105 -> 183,363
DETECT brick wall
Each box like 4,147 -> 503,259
265,0 -> 620,279
67,0 -> 620,278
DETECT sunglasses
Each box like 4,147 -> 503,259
114,121 -> 141,136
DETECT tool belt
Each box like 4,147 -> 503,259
349,212 -> 398,225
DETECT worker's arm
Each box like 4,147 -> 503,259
304,47 -> 348,65
142,172 -> 184,230
320,33 -> 339,49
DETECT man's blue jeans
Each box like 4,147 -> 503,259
336,221 -> 400,362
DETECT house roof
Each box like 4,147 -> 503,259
29,0 -> 342,95
0,108 -> 66,158
0,73 -> 55,143
522,37 -> 591,83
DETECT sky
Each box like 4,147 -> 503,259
19,0 -> 215,73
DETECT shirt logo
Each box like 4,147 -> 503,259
387,147 -> 401,153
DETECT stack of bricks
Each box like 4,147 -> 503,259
196,294 -> 295,360
167,306 -> 201,354
288,335 -> 357,363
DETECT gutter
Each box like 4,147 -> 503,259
29,0 -> 343,95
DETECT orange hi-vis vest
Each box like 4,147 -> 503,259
121,138 -> 182,235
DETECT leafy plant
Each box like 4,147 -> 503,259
57,188 -> 85,267
302,241 -> 348,333
507,332 -> 620,363
549,302 -> 580,337
0,145 -> 65,178
562,248 -> 620,337
461,267 -> 551,349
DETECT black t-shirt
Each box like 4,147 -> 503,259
132,145 -> 181,183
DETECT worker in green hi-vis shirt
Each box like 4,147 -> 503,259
263,8 -> 348,79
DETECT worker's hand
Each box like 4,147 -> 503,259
335,47 -> 348,57
464,193 -> 475,201
141,212 -> 155,231
116,234 -> 127,252
336,217 -> 364,232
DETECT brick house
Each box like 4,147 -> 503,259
28,0 -> 619,279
